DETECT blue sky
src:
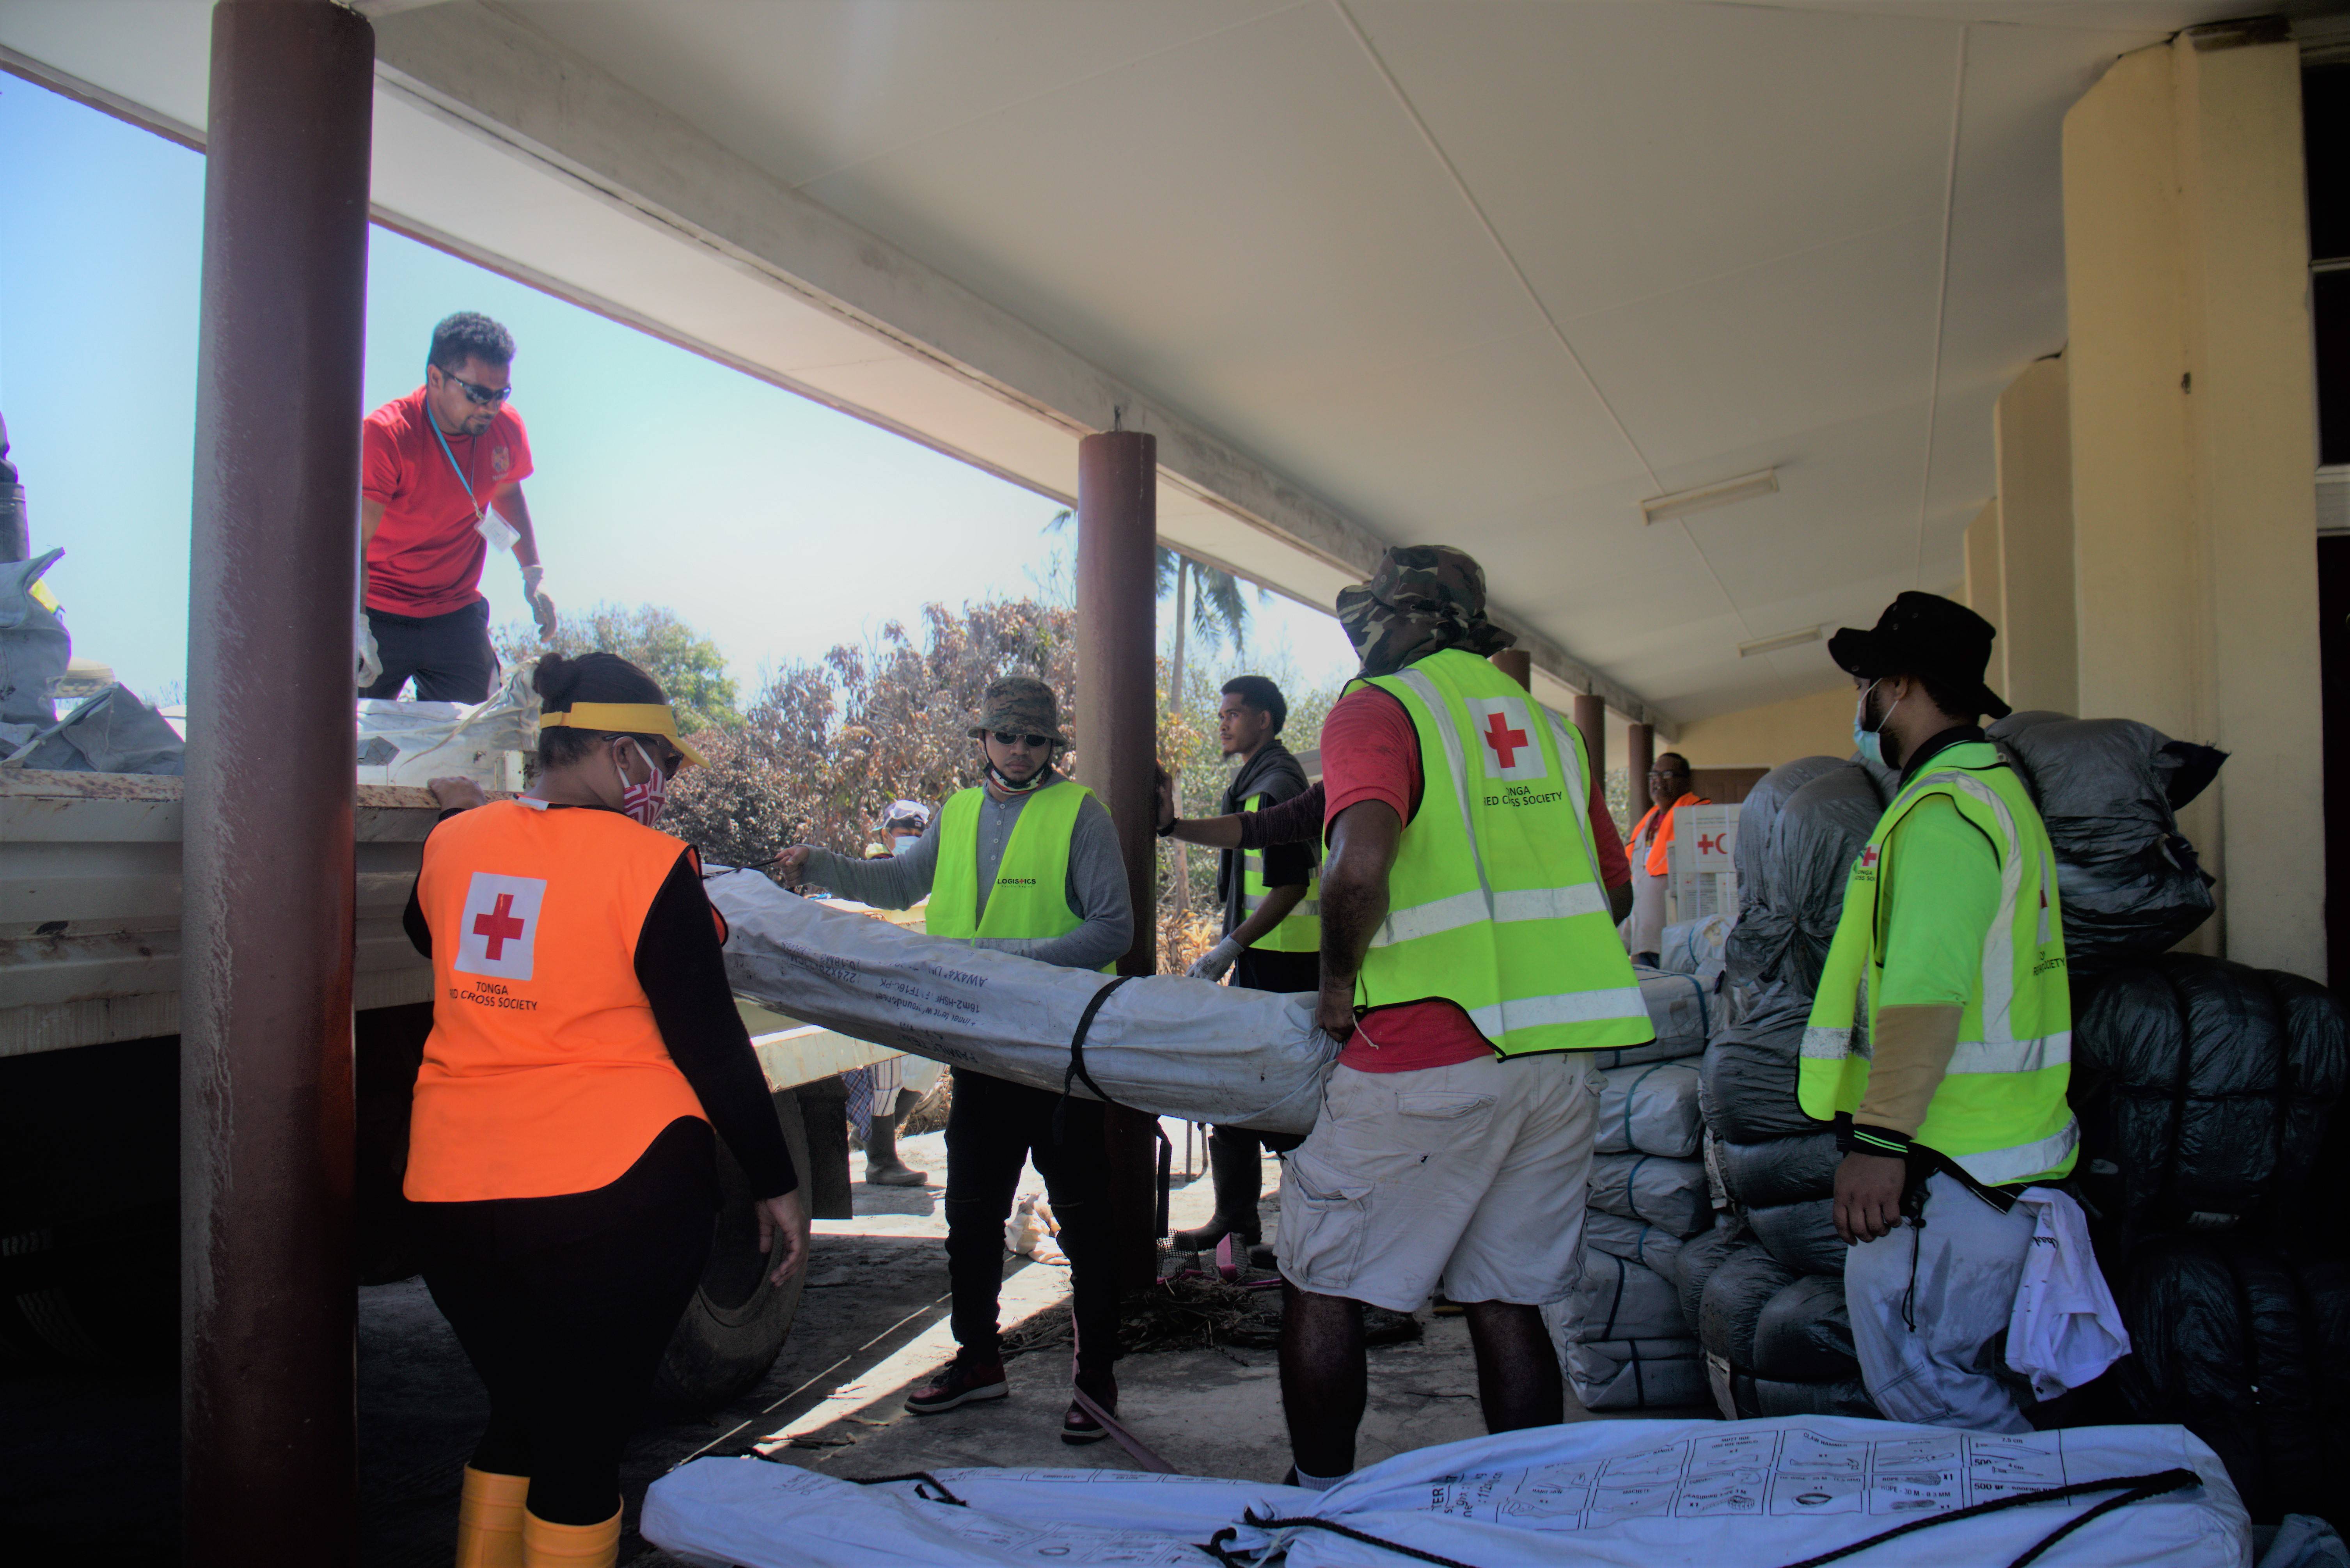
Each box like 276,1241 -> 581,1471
0,73 -> 1357,706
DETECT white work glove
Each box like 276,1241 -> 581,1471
1187,935 -> 1244,982
521,563 -> 557,640
355,609 -> 381,689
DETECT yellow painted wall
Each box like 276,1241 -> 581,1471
2063,24 -> 2323,977
1673,685 -> 1854,772
1994,357 -> 2079,716
1963,499 -> 2004,691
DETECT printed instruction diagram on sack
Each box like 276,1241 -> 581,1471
1435,1425 -> 2076,1527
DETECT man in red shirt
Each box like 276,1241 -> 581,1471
1164,548 -> 1647,1490
358,312 -> 556,702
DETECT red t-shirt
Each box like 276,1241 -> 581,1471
362,388 -> 534,617
1320,684 -> 1629,1073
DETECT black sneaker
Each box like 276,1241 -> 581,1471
1062,1371 -> 1117,1445
904,1358 -> 1008,1415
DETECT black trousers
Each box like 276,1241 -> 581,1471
362,596 -> 498,703
944,1069 -> 1119,1375
412,1118 -> 717,1525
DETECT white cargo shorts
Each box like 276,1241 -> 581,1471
1276,1051 -> 1598,1312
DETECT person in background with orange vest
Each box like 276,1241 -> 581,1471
405,652 -> 808,1568
1621,752 -> 1707,966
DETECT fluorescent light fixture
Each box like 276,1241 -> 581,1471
1642,468 -> 1779,525
1738,626 -> 1821,658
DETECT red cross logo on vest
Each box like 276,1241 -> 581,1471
474,894 -> 526,960
1465,695 -> 1551,784
454,871 -> 546,981
1483,710 -> 1530,770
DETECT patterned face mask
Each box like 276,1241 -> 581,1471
618,740 -> 667,827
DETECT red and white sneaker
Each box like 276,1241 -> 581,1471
904,1358 -> 1008,1415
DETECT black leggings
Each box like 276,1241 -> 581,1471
944,1069 -> 1120,1375
412,1118 -> 717,1525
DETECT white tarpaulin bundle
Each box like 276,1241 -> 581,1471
1584,1210 -> 1688,1285
1595,1064 -> 1703,1158
642,1417 -> 2247,1568
1562,1252 -> 1686,1343
1564,1337 -> 1708,1412
710,871 -> 1338,1134
1589,1152 -> 1714,1237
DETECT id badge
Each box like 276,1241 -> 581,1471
476,509 -> 520,552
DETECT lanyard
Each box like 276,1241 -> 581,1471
428,414 -> 484,524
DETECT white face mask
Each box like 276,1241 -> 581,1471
1852,681 -> 1902,770
891,834 -> 922,855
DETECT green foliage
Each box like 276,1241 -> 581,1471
493,603 -> 742,734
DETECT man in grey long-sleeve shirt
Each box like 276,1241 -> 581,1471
775,676 -> 1134,1446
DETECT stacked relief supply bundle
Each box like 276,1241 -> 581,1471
1552,1057 -> 1711,1410
1692,756 -> 1892,1418
1546,938 -> 1724,1412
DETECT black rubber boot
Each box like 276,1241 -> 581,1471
1171,1128 -> 1263,1251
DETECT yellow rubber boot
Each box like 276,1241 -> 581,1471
521,1506 -> 622,1568
453,1467 -> 529,1568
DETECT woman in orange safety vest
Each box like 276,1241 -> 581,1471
403,651 -> 807,1568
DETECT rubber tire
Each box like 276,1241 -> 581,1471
651,1087 -> 814,1412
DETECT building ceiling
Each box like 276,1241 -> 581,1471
0,0 -> 2256,723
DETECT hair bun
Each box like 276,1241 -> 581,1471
532,651 -> 583,710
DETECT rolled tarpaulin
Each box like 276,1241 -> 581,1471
710,869 -> 1337,1135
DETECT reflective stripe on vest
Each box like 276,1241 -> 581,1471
1799,745 -> 2076,1185
1355,649 -> 1654,1056
1240,790 -> 1321,953
407,800 -> 711,1203
924,779 -> 1110,970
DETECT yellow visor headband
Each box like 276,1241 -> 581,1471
540,702 -> 706,768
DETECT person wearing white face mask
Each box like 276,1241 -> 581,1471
401,651 -> 806,1568
1803,592 -> 2094,1433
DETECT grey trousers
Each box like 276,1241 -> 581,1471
1845,1171 -> 2038,1433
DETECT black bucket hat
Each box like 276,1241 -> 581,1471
1826,591 -> 2011,722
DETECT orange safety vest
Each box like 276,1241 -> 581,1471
405,798 -> 715,1202
1627,792 -> 1710,879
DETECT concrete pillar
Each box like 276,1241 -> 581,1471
1963,500 -> 2004,692
1993,357 -> 2078,715
1075,431 -> 1161,1286
1573,694 -> 1606,790
2064,19 -> 2323,977
181,3 -> 374,1562
1627,723 -> 1656,821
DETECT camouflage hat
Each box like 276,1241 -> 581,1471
969,675 -> 1068,745
1334,544 -> 1515,678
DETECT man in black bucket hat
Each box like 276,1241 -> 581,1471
1800,591 -> 2089,1433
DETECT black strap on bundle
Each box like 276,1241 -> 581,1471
1053,975 -> 1134,1144
1198,1467 -> 2201,1568
844,1470 -> 969,1507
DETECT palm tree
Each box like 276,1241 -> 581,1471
1046,510 -> 1261,919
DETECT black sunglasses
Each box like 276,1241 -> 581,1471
992,731 -> 1054,749
442,369 -> 512,407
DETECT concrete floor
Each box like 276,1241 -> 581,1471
3,1121 -> 1662,1566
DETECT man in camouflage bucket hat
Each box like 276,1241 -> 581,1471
775,668 -> 1134,1442
1266,543 -> 1647,1492
967,675 -> 1068,774
1333,543 -> 1516,678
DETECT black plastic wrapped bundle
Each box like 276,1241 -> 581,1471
1710,1130 -> 1840,1211
1673,1219 -> 1747,1339
2074,956 -> 2348,1241
1750,1275 -> 1858,1382
1726,764 -> 1888,997
1724,756 -> 1842,989
1747,1199 -> 1846,1277
2113,1236 -> 2350,1527
1697,1240 -> 1797,1371
1988,711 -> 2225,975
1698,983 -> 1818,1144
